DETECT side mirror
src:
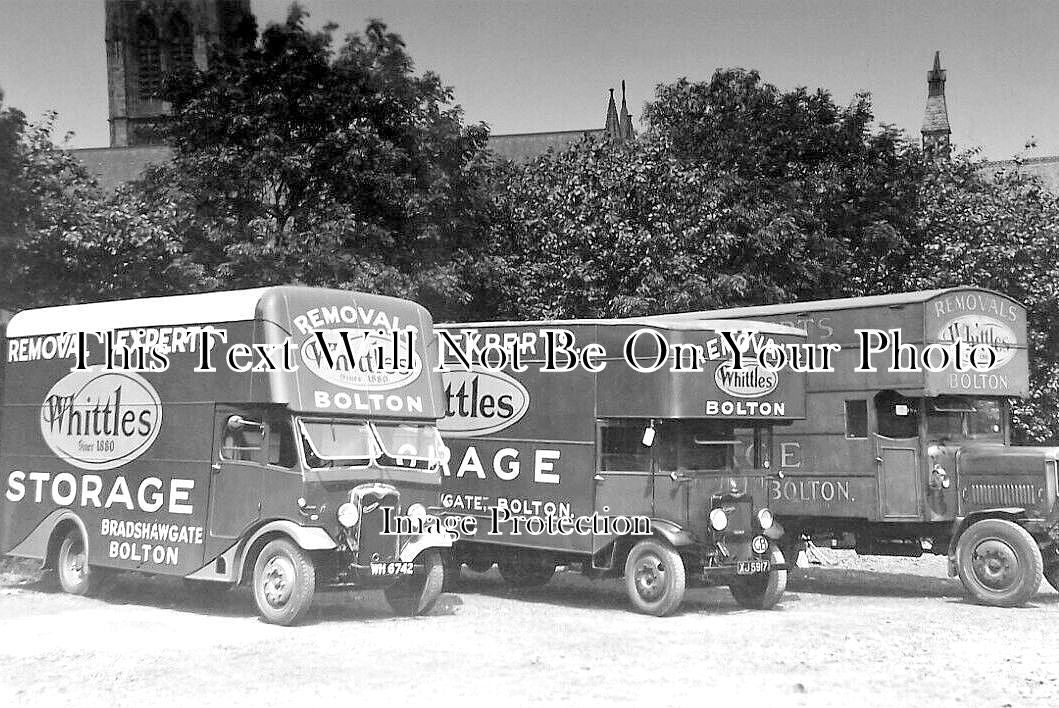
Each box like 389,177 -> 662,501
227,415 -> 263,432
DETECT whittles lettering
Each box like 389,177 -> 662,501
42,386 -> 153,438
445,375 -> 516,419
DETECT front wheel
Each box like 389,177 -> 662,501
252,539 -> 316,625
956,519 -> 1043,607
729,544 -> 787,610
56,530 -> 105,597
623,538 -> 686,616
385,549 -> 444,616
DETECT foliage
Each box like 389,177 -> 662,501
908,156 -> 1059,442
143,6 -> 495,318
478,69 -> 925,318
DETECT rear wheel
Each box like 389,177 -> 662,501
623,538 -> 686,616
252,539 -> 316,625
385,549 -> 444,616
729,544 -> 787,610
497,550 -> 555,588
956,519 -> 1043,607
56,530 -> 105,597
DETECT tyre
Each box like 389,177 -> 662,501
1045,564 -> 1059,593
465,558 -> 493,574
385,549 -> 444,616
623,538 -> 686,616
251,538 -> 316,625
56,530 -> 104,597
955,519 -> 1043,607
729,544 -> 787,610
497,550 -> 555,588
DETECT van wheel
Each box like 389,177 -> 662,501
252,539 -> 316,625
497,550 -> 555,588
623,538 -> 686,616
956,519 -> 1043,607
56,530 -> 104,596
729,544 -> 787,610
385,550 -> 444,616
466,558 -> 493,574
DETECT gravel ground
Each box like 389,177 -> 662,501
0,552 -> 1056,708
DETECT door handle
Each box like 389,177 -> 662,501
211,463 -> 221,471
669,470 -> 691,483
874,457 -> 883,464
593,474 -> 604,482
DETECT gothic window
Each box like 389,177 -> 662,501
136,16 -> 162,100
168,13 -> 195,74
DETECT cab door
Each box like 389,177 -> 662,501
873,393 -> 922,521
592,421 -> 654,556
207,406 -> 264,540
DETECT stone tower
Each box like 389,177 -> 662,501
104,0 -> 253,147
921,51 -> 951,159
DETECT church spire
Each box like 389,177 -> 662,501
618,80 -> 635,141
604,87 -> 621,139
921,50 -> 951,159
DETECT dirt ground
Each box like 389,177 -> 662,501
0,551 -> 1056,708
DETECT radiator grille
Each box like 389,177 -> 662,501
967,483 -> 1039,507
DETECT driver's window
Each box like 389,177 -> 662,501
219,413 -> 265,462
875,391 -> 919,438
599,423 -> 652,472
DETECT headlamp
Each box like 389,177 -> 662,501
709,508 -> 728,532
337,502 -> 360,528
757,508 -> 774,530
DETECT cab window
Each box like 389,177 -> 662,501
599,424 -> 652,472
875,391 -> 919,439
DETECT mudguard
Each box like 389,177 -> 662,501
649,518 -> 696,547
7,509 -> 90,563
399,530 -> 454,562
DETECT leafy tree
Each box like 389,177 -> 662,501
146,6 -> 495,317
0,105 -> 203,310
478,69 -> 925,318
908,156 -> 1059,442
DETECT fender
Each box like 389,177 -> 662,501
228,520 -> 337,583
7,509 -> 90,564
946,509 -> 1026,576
649,518 -> 696,547
398,531 -> 453,563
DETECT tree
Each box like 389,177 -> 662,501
1,111 -> 205,310
908,156 -> 1059,442
146,6 -> 496,318
477,69 -> 925,319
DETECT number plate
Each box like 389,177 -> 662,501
736,560 -> 770,575
369,561 -> 415,576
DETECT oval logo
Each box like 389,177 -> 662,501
937,315 -> 1018,370
439,367 -> 530,437
40,369 -> 162,470
301,328 -> 422,391
714,359 -> 778,398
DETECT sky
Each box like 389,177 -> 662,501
1,0 -> 1057,160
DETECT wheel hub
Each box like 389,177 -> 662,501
634,554 -> 666,602
972,539 -> 1019,591
261,556 -> 296,608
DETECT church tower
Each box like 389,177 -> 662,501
921,51 -> 951,159
104,0 -> 253,147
